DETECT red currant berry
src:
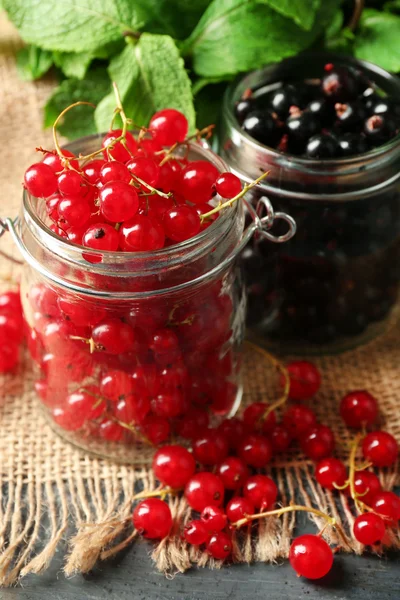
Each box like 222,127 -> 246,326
149,109 -> 188,146
184,472 -> 224,512
216,418 -> 245,450
152,391 -> 186,418
242,402 -> 276,434
24,162 -> 58,197
287,360 -> 321,401
102,130 -> 137,162
300,425 -> 335,461
362,431 -> 398,467
150,328 -> 180,363
184,520 -> 210,546
315,458 -> 347,490
157,160 -> 182,193
238,433 -> 272,468
283,404 -> 317,439
46,194 -> 61,221
163,205 -> 201,242
119,215 -> 165,251
0,290 -> 22,315
97,418 -> 124,442
152,445 -> 196,489
200,506 -> 227,533
207,532 -> 232,560
43,150 -> 79,172
114,394 -> 150,426
340,391 -> 378,429
57,297 -> 104,328
175,408 -> 209,440
217,456 -> 249,490
141,415 -> 170,445
127,157 -> 160,187
226,497 -> 254,524
353,513 -> 386,545
58,197 -> 91,227
215,173 -> 242,199
193,429 -> 229,466
131,364 -> 160,397
0,314 -> 24,343
82,159 -> 105,184
83,223 -> 120,254
92,318 -> 135,354
180,161 -> 220,204
138,194 -> 174,220
100,161 -> 131,184
289,534 -> 333,579
133,498 -> 172,539
243,475 -> 277,510
99,181 -> 139,223
57,170 -> 85,196
371,491 -> 400,523
0,343 -> 19,373
353,471 -> 382,505
270,425 -> 292,453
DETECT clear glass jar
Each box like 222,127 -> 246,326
12,137 -> 250,462
219,53 -> 400,353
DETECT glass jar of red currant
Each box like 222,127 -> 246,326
220,53 -> 400,353
2,132 -> 293,462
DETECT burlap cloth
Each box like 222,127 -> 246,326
0,13 -> 399,588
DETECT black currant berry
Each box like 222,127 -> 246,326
306,98 -> 336,127
334,101 -> 367,131
242,110 -> 281,146
235,99 -> 254,124
321,64 -> 359,102
337,133 -> 369,156
269,84 -> 303,119
286,111 -> 321,153
367,99 -> 400,123
305,133 -> 340,159
364,114 -> 398,145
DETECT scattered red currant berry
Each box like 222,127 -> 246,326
286,361 -> 321,401
353,471 -> 382,505
201,506 -> 228,533
283,404 -> 317,439
315,458 -> 347,491
371,491 -> 400,524
243,475 -> 277,510
206,532 -> 232,560
362,431 -> 398,467
217,456 -> 249,490
184,472 -> 225,512
300,425 -> 335,461
238,433 -> 273,468
216,418 -> 245,450
226,497 -> 254,524
193,429 -> 229,466
269,424 -> 292,453
215,173 -> 242,199
184,520 -> 210,546
133,498 -> 172,539
242,402 -> 276,434
340,391 -> 378,429
353,513 -> 386,545
149,109 -> 188,146
152,445 -> 196,489
289,534 -> 333,579
141,415 -> 170,445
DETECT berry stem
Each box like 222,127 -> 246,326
158,124 -> 215,166
348,432 -> 370,514
256,345 -> 290,422
129,176 -> 172,199
132,486 -> 180,501
113,418 -> 154,446
52,101 -> 95,163
200,171 -> 270,222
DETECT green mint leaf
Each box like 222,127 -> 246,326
325,9 -> 344,40
140,0 -> 213,39
3,0 -> 147,52
182,0 -> 342,78
95,34 -> 195,133
384,1 -> 400,13
192,76 -> 231,95
44,67 -> 111,139
354,9 -> 400,72
259,0 -> 321,31
53,52 -> 95,80
16,45 -> 53,81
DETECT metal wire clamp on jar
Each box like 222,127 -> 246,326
0,135 -> 295,462
219,53 -> 400,354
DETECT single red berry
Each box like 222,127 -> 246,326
100,160 -> 131,184
133,498 -> 172,539
99,181 -> 139,223
371,491 -> 400,524
238,433 -> 272,468
206,532 -> 232,560
141,415 -> 170,445
43,150 -> 79,172
217,456 -> 249,490
0,314 -> 24,343
149,109 -> 188,146
92,318 -> 135,354
131,364 -> 160,397
82,159 -> 105,184
0,290 -> 22,315
152,391 -> 186,418
353,513 -> 386,545
270,424 -> 292,453
286,360 -> 321,401
180,160 -> 220,204
216,418 -> 245,450
289,534 -> 333,579
119,214 -> 165,251
0,343 -> 19,373
114,394 -> 150,426
163,205 -> 201,242
283,404 -> 317,439
226,496 -> 254,524
102,129 -> 137,162
242,402 -> 276,434
97,418 -> 124,442
243,475 -> 277,510
24,162 -> 58,198
340,391 -> 378,429
57,170 -> 85,196
200,506 -> 228,533
58,196 -> 91,227
353,471 -> 382,505
152,445 -> 196,488
362,431 -> 398,467
193,429 -> 229,466
138,194 -> 174,220
184,472 -> 224,512
215,172 -> 242,199
127,157 -> 160,187
184,520 -> 210,546
175,408 -> 209,440
83,224 -> 120,254
315,458 -> 347,490
57,297 -> 105,327
300,425 -> 335,461
150,328 -> 180,364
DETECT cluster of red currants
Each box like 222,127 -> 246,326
131,359 -> 399,580
23,108 -> 243,258
0,288 -> 24,373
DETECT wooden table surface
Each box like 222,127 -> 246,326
1,513 -> 398,600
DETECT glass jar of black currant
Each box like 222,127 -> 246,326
2,135 -> 293,462
219,52 -> 400,353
